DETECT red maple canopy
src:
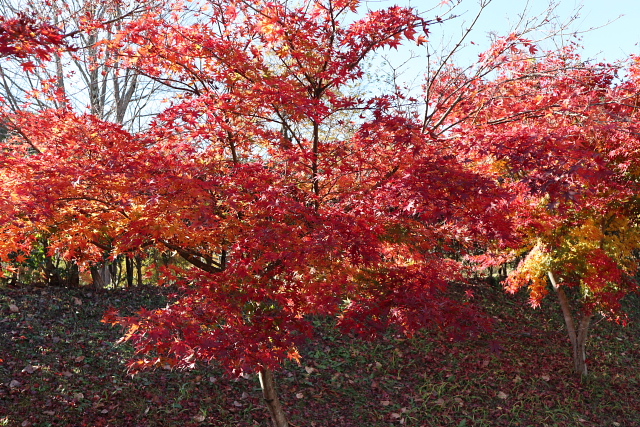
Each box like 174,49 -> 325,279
1,0 -> 639,383
0,0 -> 497,375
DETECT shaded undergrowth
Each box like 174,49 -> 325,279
1,282 -> 638,426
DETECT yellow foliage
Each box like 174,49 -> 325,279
602,215 -> 640,271
508,213 -> 640,309
570,218 -> 604,243
505,241 -> 551,305
557,215 -> 640,276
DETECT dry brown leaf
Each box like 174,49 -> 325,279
22,365 -> 37,374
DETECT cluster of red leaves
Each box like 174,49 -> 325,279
0,13 -> 66,71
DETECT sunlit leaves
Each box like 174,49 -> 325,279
3,0 -> 640,381
0,13 -> 67,62
438,41 -> 640,320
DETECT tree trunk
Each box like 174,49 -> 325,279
258,368 -> 289,427
109,260 -> 119,288
43,252 -> 60,286
125,257 -> 134,288
547,271 -> 593,377
41,239 -> 61,286
91,263 -> 111,289
574,312 -> 592,376
135,255 -> 143,287
66,262 -> 80,287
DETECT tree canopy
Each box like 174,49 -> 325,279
1,1 -> 640,424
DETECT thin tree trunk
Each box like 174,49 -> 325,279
91,263 -> 112,289
67,262 -> 80,287
258,368 -> 289,427
125,256 -> 134,288
90,266 -> 105,289
41,238 -> 61,286
575,311 -> 592,376
43,251 -> 59,286
109,260 -> 119,287
547,271 -> 592,377
135,255 -> 143,287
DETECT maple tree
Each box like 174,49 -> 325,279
386,3 -> 640,376
433,43 -> 640,376
0,1 -> 502,424
2,0 -> 640,425
0,11 -> 70,284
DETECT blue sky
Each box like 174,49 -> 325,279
363,0 -> 640,62
357,0 -> 640,91
452,0 -> 640,61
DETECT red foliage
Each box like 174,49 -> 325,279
2,0 -> 639,379
446,46 -> 640,315
0,13 -> 66,66
0,0 -> 497,375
